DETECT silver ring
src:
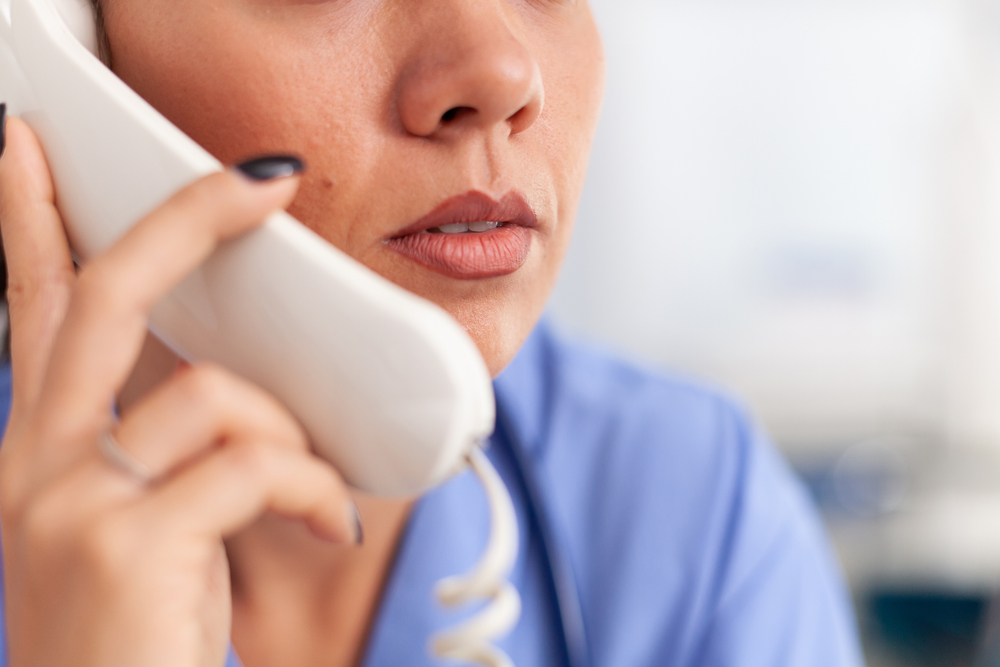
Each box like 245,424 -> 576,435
98,429 -> 154,485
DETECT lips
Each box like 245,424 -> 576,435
386,191 -> 536,279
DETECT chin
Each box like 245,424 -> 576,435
411,285 -> 542,378
373,258 -> 550,379
450,303 -> 531,378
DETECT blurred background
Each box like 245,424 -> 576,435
547,0 -> 1000,665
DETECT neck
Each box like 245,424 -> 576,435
227,494 -> 413,667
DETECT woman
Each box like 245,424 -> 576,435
0,1 -> 864,666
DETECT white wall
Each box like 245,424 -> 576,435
550,0 -> 1000,452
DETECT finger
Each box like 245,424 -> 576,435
142,441 -> 359,545
112,363 -> 307,479
35,167 -> 300,448
117,333 -> 180,414
0,117 -> 75,411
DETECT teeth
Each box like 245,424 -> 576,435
469,221 -> 500,233
430,221 -> 504,234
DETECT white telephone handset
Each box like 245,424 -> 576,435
0,0 -> 519,663
0,0 -> 495,498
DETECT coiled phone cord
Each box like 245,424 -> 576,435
431,446 -> 522,667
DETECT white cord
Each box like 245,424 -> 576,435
430,446 -> 521,667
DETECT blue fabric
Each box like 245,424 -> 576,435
0,322 -> 864,667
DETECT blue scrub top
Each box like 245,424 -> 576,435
0,322 -> 865,666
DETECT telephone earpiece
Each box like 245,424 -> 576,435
2,0 -> 497,497
1,1 -> 519,662
48,0 -> 97,55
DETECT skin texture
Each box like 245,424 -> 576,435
107,0 -> 604,376
0,2 -> 604,667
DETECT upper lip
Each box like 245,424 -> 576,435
390,191 -> 538,238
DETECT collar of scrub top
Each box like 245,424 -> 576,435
224,322 -> 590,667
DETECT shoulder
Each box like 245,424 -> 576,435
495,322 -> 769,516
495,323 -> 862,666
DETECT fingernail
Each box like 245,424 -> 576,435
1,103 -> 7,160
235,154 -> 304,181
348,500 -> 364,546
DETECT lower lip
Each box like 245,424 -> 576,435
386,226 -> 533,279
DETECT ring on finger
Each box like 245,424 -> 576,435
98,429 -> 155,485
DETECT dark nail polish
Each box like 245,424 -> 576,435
1,103 -> 7,161
235,154 -> 304,181
349,500 -> 364,546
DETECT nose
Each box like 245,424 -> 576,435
395,5 -> 544,139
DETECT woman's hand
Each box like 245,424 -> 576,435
0,117 -> 359,667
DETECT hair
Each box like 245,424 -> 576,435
88,0 -> 112,67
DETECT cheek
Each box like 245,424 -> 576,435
531,17 -> 606,271
104,3 -> 605,376
110,10 -> 402,263
545,17 -> 605,199
108,8 -> 388,187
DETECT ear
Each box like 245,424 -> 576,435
48,0 -> 98,57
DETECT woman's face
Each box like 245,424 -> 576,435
103,0 -> 604,375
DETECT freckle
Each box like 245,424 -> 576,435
322,179 -> 334,189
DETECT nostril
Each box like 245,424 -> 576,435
441,106 -> 475,124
